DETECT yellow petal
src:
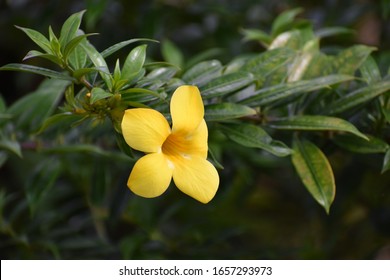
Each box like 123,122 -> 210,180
128,153 -> 173,198
170,85 -> 204,133
121,108 -> 171,153
183,119 -> 208,158
163,119 -> 208,159
172,156 -> 219,203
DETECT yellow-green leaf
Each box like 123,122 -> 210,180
292,138 -> 335,214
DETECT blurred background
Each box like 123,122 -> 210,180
1,0 -> 390,259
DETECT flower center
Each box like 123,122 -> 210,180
162,132 -> 190,160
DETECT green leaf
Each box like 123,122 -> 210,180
0,137 -> 22,158
144,67 -> 177,81
241,28 -> 272,46
69,47 -> 88,70
205,103 -> 256,121
48,26 -> 61,56
23,50 -> 62,65
201,72 -> 255,99
59,10 -> 86,47
333,45 -> 376,75
287,39 -> 318,82
121,44 -> 147,81
15,26 -> 52,54
113,59 -> 122,81
242,47 -> 296,77
0,63 -> 75,81
326,80 -> 390,115
82,42 -> 112,90
72,67 -> 100,80
36,112 -> 86,134
63,33 -> 97,61
268,115 -> 368,140
121,88 -> 161,103
219,124 -> 292,157
90,87 -> 112,104
333,134 -> 389,154
7,79 -> 70,132
182,60 -> 223,86
100,38 -> 158,59
292,138 -> 335,214
271,8 -> 303,36
161,39 -> 184,68
315,27 -> 354,39
359,55 -> 382,84
241,74 -> 354,107
382,149 -> 390,173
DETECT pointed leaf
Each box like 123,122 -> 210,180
15,26 -> 52,54
23,50 -> 62,65
219,124 -> 292,157
82,42 -> 112,90
59,10 -> 86,47
292,138 -> 335,214
268,115 -> 368,140
100,38 -> 158,59
326,80 -> 390,115
205,103 -> 256,121
382,149 -> 390,174
63,33 -> 97,60
271,8 -> 303,36
0,138 -> 22,158
201,72 -> 255,98
315,27 -> 354,39
162,39 -> 183,68
121,44 -> 147,81
48,26 -> 61,56
68,30 -> 88,69
333,134 -> 389,154
241,28 -> 272,46
0,63 -> 75,81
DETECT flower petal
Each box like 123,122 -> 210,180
183,119 -> 208,158
121,108 -> 171,153
128,153 -> 173,198
170,85 -> 204,133
172,156 -> 219,203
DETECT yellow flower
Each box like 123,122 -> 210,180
121,85 -> 219,203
